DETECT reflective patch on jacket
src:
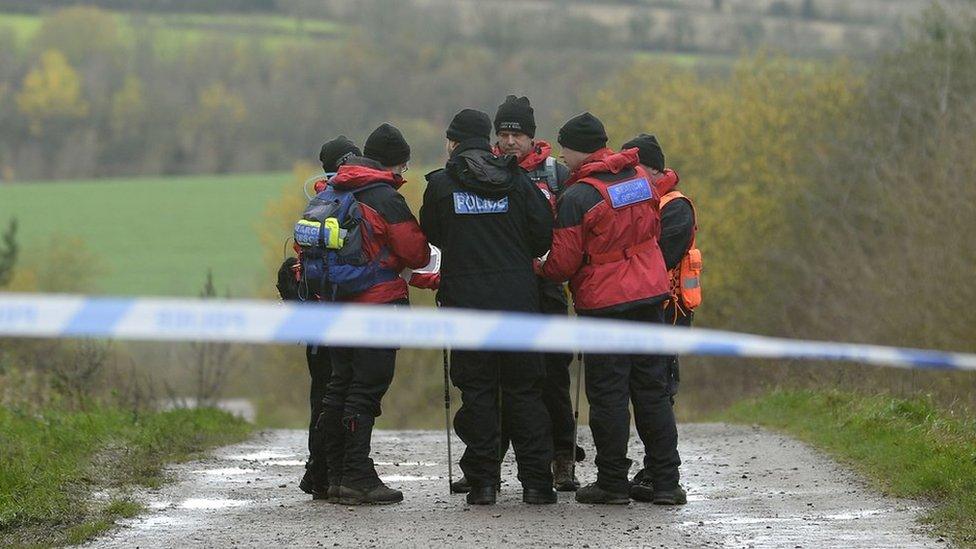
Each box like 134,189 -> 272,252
453,192 -> 510,214
606,177 -> 652,209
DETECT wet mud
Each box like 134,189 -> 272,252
86,424 -> 937,548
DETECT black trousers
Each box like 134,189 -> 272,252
541,350 -> 576,458
497,294 -> 576,461
584,304 -> 681,494
323,345 -> 397,417
636,304 -> 692,476
451,350 -> 553,490
306,344 -> 332,454
662,303 -> 693,397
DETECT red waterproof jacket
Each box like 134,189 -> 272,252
493,140 -> 568,213
329,159 -> 430,304
540,148 -> 669,314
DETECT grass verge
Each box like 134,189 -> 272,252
0,406 -> 252,547
721,390 -> 976,546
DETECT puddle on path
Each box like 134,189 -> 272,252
179,498 -> 253,510
379,475 -> 440,482
192,467 -> 258,476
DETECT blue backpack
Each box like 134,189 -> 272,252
293,182 -> 398,301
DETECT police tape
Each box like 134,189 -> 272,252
1,293 -> 975,372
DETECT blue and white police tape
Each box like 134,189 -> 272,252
1,293 -> 975,371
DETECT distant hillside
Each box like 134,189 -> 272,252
0,0 -> 941,56
316,0 -> 940,57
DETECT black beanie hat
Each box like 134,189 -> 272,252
558,112 -> 608,154
493,95 -> 536,138
364,123 -> 411,167
622,133 -> 666,172
446,108 -> 492,143
319,135 -> 361,173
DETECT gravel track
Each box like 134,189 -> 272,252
86,424 -> 937,548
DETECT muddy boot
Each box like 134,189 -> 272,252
523,487 -> 557,504
552,456 -> 580,492
452,475 -> 500,494
337,414 -> 403,505
575,482 -> 630,505
300,459 -> 329,499
320,407 -> 345,504
466,485 -> 497,505
652,485 -> 687,506
450,476 -> 471,494
630,468 -> 648,486
629,475 -> 654,502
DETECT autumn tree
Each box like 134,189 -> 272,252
16,50 -> 89,136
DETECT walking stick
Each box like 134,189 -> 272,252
443,346 -> 454,494
571,352 -> 584,481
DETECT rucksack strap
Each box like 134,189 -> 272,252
660,190 -> 698,250
543,156 -> 558,193
529,157 -> 560,194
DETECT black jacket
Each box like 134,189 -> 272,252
659,199 -> 695,271
420,139 -> 553,312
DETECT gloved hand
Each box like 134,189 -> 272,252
276,257 -> 301,301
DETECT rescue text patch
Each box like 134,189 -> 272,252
453,192 -> 509,215
606,177 -> 652,209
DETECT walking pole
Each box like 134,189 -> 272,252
443,346 -> 454,494
571,352 -> 584,481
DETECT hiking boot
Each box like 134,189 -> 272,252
300,468 -> 328,498
652,485 -> 687,505
552,456 -> 580,492
300,455 -> 330,499
629,478 -> 654,502
575,482 -> 630,505
451,475 -> 471,494
466,485 -> 497,505
320,407 -> 345,496
523,487 -> 557,504
326,484 -> 340,504
629,468 -> 646,486
452,475 -> 501,494
338,483 -> 403,505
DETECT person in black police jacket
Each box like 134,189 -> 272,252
420,108 -> 556,506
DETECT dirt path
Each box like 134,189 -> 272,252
86,424 -> 937,548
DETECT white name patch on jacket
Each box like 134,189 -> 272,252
453,192 -> 510,215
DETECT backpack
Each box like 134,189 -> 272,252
526,156 -> 560,210
293,182 -> 398,301
659,190 -> 702,318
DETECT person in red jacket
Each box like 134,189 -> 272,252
292,135 -> 362,500
319,123 -> 431,505
540,113 -> 685,505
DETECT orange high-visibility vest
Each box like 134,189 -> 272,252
659,190 -> 702,314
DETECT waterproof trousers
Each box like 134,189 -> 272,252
451,350 -> 553,490
583,304 -> 681,494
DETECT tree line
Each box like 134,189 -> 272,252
0,5 -> 625,181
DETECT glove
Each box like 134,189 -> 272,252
276,257 -> 301,301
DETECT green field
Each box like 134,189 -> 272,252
0,173 -> 290,297
0,10 -> 342,52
